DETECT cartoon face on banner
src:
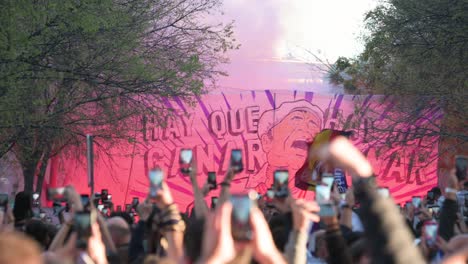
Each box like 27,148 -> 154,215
49,90 -> 441,211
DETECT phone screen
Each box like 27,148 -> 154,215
412,196 -> 422,208
180,149 -> 193,174
427,191 -> 434,200
230,195 -> 252,241
316,185 -> 331,204
274,170 -> 289,185
132,197 -> 139,207
80,195 -> 90,206
0,194 -> 8,207
47,187 -> 67,202
97,204 -> 105,211
32,192 -> 40,201
208,172 -> 217,189
211,197 -> 218,209
455,156 -> 467,181
424,221 -> 438,246
230,149 -> 243,173
321,174 -> 334,189
266,189 -> 275,201
149,169 -> 164,186
74,211 -> 94,249
0,194 -> 8,212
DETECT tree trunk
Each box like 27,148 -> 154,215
22,162 -> 36,193
35,151 -> 50,195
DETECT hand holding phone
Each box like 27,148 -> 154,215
74,210 -> 97,249
423,220 -> 438,247
231,194 -> 253,241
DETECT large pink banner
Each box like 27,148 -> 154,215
49,90 -> 441,211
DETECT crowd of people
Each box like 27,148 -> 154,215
0,137 -> 467,264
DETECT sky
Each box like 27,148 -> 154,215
215,0 -> 378,93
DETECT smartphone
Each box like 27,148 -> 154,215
377,187 -> 390,198
412,196 -> 421,208
207,172 -> 217,190
319,202 -> 336,217
321,173 -> 334,189
74,211 -> 96,249
427,191 -> 434,200
316,185 -> 331,204
97,204 -> 105,212
0,194 -> 8,212
132,197 -> 139,208
405,202 -> 411,209
125,204 -> 132,212
230,149 -> 243,173
180,149 -> 193,174
80,194 -> 90,207
32,192 -> 40,201
101,189 -> 109,202
39,212 -> 46,219
455,156 -> 468,181
149,168 -> 164,198
211,197 -> 218,209
423,220 -> 438,247
47,187 -> 67,202
107,194 -> 112,201
230,194 -> 253,241
273,170 -> 289,198
266,189 -> 275,199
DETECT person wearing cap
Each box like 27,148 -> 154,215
246,100 -> 323,193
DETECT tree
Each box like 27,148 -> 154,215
326,0 -> 467,186
0,0 -> 237,193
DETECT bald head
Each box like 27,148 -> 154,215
107,216 -> 131,246
0,232 -> 42,264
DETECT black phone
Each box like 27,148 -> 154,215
80,194 -> 90,207
208,172 -> 217,190
180,149 -> 193,174
0,194 -> 8,212
455,156 -> 467,181
273,170 -> 289,198
74,210 -> 96,249
230,149 -> 243,173
427,191 -> 434,200
211,196 -> 218,209
47,187 -> 67,202
230,194 -> 253,241
101,189 -> 109,202
132,197 -> 139,208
